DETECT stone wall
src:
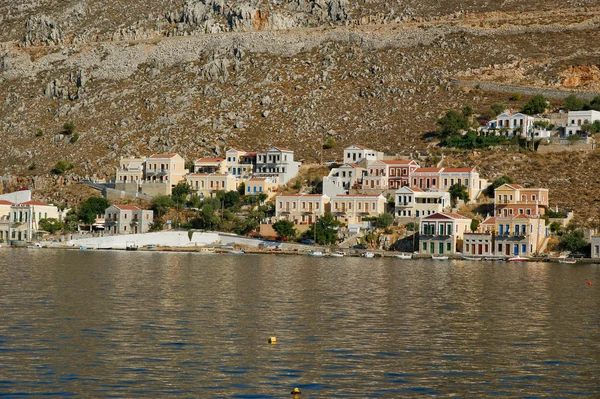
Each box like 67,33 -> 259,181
141,183 -> 171,196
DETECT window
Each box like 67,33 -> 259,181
446,242 -> 451,251
439,243 -> 444,254
423,242 -> 427,251
124,214 -> 128,219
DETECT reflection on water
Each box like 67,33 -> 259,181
1,249 -> 599,397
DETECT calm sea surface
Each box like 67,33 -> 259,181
0,248 -> 599,398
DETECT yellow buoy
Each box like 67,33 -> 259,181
291,387 -> 301,395
268,337 -> 276,344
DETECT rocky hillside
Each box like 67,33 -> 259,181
1,2 -> 600,219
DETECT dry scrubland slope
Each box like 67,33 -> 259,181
0,1 -> 600,220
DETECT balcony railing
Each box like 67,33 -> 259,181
495,200 -> 545,205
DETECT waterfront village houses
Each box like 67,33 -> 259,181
6,201 -> 61,242
494,215 -> 546,257
322,163 -> 365,197
565,110 -> 600,137
226,148 -> 256,178
395,187 -> 450,218
419,212 -> 472,255
411,167 -> 487,202
331,194 -> 386,225
275,194 -> 330,224
104,205 -> 153,235
344,145 -> 383,165
246,177 -> 279,200
463,233 -> 494,257
193,158 -> 227,174
0,199 -> 15,241
362,160 -> 419,190
116,154 -> 186,196
186,173 -> 237,198
494,183 -> 549,217
254,147 -> 301,185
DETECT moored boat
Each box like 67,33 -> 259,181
27,243 -> 42,249
329,252 -> 345,258
394,253 -> 412,259
362,252 -> 375,258
431,255 -> 449,260
307,250 -> 325,257
462,256 -> 480,261
558,258 -> 576,264
195,247 -> 216,254
228,249 -> 245,255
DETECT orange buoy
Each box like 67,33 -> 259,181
588,281 -> 593,285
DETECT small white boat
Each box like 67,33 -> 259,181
362,252 -> 375,258
508,256 -> 528,262
394,253 -> 412,260
195,247 -> 216,254
558,258 -> 576,264
307,251 -> 325,257
27,243 -> 42,249
483,257 -> 504,262
431,256 -> 449,260
229,250 -> 245,255
462,256 -> 480,261
329,252 -> 345,258
79,246 -> 88,251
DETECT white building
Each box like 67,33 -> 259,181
255,147 -> 301,185
395,187 -> 450,218
565,110 -> 600,137
225,148 -> 256,179
419,212 -> 472,255
8,201 -> 61,242
322,163 -> 365,197
487,112 -> 535,137
343,145 -> 383,165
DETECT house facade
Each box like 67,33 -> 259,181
362,160 -> 419,190
330,194 -> 386,224
246,177 -> 279,199
322,163 -> 365,197
141,153 -> 187,196
494,184 -> 549,217
275,194 -> 330,224
343,145 -> 383,165
493,215 -> 546,257
565,110 -> 600,137
487,112 -> 535,137
439,168 -> 486,202
186,173 -> 237,198
591,236 -> 600,258
225,148 -> 256,178
193,158 -> 227,174
395,187 -> 450,218
255,147 -> 301,184
8,201 -> 60,242
411,168 -> 443,191
115,157 -> 146,191
419,212 -> 472,255
104,205 -> 153,235
463,233 -> 494,257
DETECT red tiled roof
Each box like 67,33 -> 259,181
0,200 -> 14,205
333,194 -> 382,197
442,167 -> 476,173
413,167 -> 442,173
195,158 -> 224,163
188,173 -> 228,177
272,147 -> 292,151
277,194 -> 325,197
423,212 -> 469,220
249,178 -> 267,181
150,153 -> 178,159
501,183 -> 523,190
17,201 -> 50,206
481,217 -> 496,225
114,205 -> 141,211
382,160 -> 414,165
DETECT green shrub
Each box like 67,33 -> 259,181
63,121 -> 76,134
323,137 -> 336,149
509,92 -> 522,101
54,160 -> 74,174
70,132 -> 80,143
35,129 -> 44,137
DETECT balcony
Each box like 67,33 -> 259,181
145,169 -> 169,176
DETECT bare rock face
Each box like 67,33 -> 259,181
24,15 -> 62,46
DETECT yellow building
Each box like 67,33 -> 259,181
331,194 -> 386,224
193,158 -> 227,174
275,194 -> 330,225
494,215 -> 547,257
186,173 -> 237,198
245,177 -> 279,200
494,184 -> 549,217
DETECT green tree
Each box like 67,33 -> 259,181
549,222 -> 561,233
560,230 -> 587,252
462,105 -> 473,117
191,204 -> 219,230
304,213 -> 341,245
149,219 -> 164,232
590,96 -> 600,111
257,192 -> 268,204
237,182 -> 246,196
489,175 -> 515,195
563,94 -> 586,111
405,222 -> 418,231
78,197 -> 111,224
171,182 -> 191,204
38,218 -> 64,234
62,210 -> 79,233
53,160 -> 74,174
187,194 -> 202,209
70,132 -> 80,143
470,219 -> 480,233
63,121 -> 76,134
221,190 -> 240,209
522,95 -> 548,115
448,184 -> 469,206
272,219 -> 297,240
437,110 -> 469,137
35,129 -> 44,137
490,103 -> 505,116
323,137 -> 336,149
376,212 -> 394,229
151,195 -> 174,217
509,92 -> 522,101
